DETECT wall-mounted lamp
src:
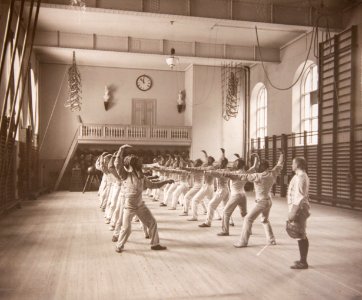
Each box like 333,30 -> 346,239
103,85 -> 110,111
177,90 -> 186,113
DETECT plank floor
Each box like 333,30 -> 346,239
0,191 -> 361,300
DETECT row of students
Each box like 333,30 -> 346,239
95,146 -> 310,269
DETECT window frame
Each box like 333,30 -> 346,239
256,85 -> 267,148
300,64 -> 318,145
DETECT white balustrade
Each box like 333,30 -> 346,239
78,124 -> 191,144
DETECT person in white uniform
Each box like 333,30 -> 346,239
187,151 -> 215,221
178,158 -> 204,216
234,152 -> 284,248
287,157 -> 311,270
199,149 -> 230,228
114,145 -> 174,253
215,154 -> 257,236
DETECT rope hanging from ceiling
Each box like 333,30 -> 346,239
65,51 -> 82,112
221,62 -> 243,121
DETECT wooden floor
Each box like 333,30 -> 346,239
0,191 -> 361,300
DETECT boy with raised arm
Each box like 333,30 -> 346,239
114,145 -> 174,253
234,151 -> 284,248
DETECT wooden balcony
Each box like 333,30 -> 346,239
78,124 -> 192,146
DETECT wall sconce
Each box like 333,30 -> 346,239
103,85 -> 110,111
177,89 -> 186,113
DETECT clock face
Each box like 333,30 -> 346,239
136,75 -> 152,91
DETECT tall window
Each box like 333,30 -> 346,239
256,85 -> 267,147
301,64 -> 318,144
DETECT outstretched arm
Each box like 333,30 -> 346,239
271,151 -> 284,177
144,178 -> 174,190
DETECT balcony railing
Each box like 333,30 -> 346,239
78,124 -> 192,145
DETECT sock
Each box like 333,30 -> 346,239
298,238 -> 309,264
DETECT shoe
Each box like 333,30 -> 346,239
151,244 -> 167,251
290,261 -> 308,269
294,260 -> 301,265
217,232 -> 229,236
145,235 -> 150,239
109,225 -> 115,231
198,223 -> 210,228
269,240 -> 277,246
229,222 -> 235,227
179,212 -> 188,216
233,243 -> 247,248
152,199 -> 158,202
160,203 -> 167,207
203,212 -> 207,215
102,208 -> 105,212
105,219 -> 110,224
187,218 -> 198,221
115,246 -> 124,253
168,208 -> 176,210
112,235 -> 119,242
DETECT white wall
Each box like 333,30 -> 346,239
250,31 -> 320,137
39,64 -> 185,160
188,65 -> 245,161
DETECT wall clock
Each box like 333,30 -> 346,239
136,75 -> 153,91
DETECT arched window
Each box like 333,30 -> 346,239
300,64 -> 318,144
256,85 -> 267,145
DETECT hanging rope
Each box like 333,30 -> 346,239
39,66 -> 67,151
254,21 -> 317,91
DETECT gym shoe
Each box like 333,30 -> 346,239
179,212 -> 188,216
151,244 -> 167,251
233,243 -> 247,248
198,223 -> 210,228
290,261 -> 308,269
217,232 -> 229,236
160,203 -> 167,207
115,246 -> 124,253
109,225 -> 115,231
112,235 -> 119,242
187,218 -> 198,221
105,219 -> 111,224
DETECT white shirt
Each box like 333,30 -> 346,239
287,169 -> 310,212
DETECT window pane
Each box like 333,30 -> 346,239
304,71 -> 312,93
312,103 -> 318,118
304,94 -> 310,117
312,118 -> 318,132
304,119 -> 310,132
312,65 -> 318,91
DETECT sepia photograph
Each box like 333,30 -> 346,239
0,0 -> 361,299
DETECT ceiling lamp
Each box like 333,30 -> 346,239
166,48 -> 179,70
70,0 -> 86,11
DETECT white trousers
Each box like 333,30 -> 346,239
191,184 -> 214,219
171,182 -> 189,209
204,187 -> 229,225
105,184 -> 121,219
163,183 -> 178,205
116,202 -> 160,249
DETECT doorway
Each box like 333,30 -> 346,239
132,99 -> 157,126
